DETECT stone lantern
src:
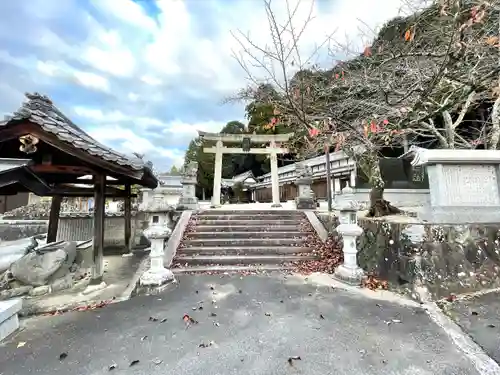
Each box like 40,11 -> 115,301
140,192 -> 175,286
334,186 -> 365,285
295,162 -> 315,209
177,161 -> 199,210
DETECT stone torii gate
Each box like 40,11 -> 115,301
198,131 -> 293,207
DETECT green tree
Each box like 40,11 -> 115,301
169,165 -> 182,175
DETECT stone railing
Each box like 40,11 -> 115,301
0,220 -> 48,242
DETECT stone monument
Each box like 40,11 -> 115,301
333,187 -> 365,285
177,161 -> 199,210
411,149 -> 500,223
140,192 -> 175,287
295,162 -> 315,209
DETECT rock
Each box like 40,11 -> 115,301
0,237 -> 39,273
73,277 -> 90,290
50,275 -> 74,292
0,286 -> 33,300
10,242 -> 77,287
29,285 -> 51,296
82,282 -> 107,295
49,242 -> 77,281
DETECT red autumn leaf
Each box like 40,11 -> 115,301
271,117 -> 278,125
308,128 -> 319,137
335,73 -> 339,79
383,119 -> 389,125
370,120 -> 377,133
363,46 -> 372,57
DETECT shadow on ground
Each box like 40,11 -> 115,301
0,273 -> 482,375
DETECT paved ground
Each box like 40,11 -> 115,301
0,273 -> 491,375
445,291 -> 500,365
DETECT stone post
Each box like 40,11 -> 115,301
294,162 -> 315,209
270,141 -> 281,207
177,161 -> 199,210
212,140 -> 223,207
333,187 -> 365,285
140,194 -> 175,287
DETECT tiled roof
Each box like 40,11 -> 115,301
1,93 -> 151,172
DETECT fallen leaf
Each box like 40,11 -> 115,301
17,342 -> 26,348
149,316 -> 158,322
213,322 -> 220,327
141,336 -> 148,341
446,294 -> 456,303
319,314 -> 325,320
265,312 -> 272,317
153,359 -> 163,365
160,318 -> 168,323
487,324 -> 496,328
108,363 -> 117,371
287,356 -> 302,366
59,353 -> 68,360
471,311 -> 478,316
392,319 -> 402,324
130,360 -> 140,367
209,312 -> 217,317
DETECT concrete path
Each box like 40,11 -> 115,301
445,291 -> 500,365
0,273 -> 495,375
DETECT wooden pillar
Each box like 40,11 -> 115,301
124,184 -> 132,253
47,195 -> 62,243
92,174 -> 106,283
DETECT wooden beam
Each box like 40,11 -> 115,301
91,174 -> 106,283
203,147 -> 289,155
30,164 -> 95,175
124,184 -> 132,253
198,131 -> 293,143
47,195 -> 62,243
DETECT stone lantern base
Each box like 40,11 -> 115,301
140,267 -> 175,286
295,196 -> 315,209
334,265 -> 365,285
295,177 -> 316,209
177,196 -> 198,210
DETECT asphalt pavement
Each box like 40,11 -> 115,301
0,273 -> 489,375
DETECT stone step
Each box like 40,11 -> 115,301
182,238 -> 305,247
172,264 -> 290,274
196,214 -> 303,220
199,210 -> 302,215
178,246 -> 313,256
193,225 -> 302,232
197,219 -> 301,226
186,231 -> 305,239
174,254 -> 316,266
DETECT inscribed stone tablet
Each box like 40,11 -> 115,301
440,165 -> 499,206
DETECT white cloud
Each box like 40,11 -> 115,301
73,106 -> 128,122
0,0 -> 416,170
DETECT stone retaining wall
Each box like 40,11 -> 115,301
0,220 -> 48,242
316,212 -> 500,300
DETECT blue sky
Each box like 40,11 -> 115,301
0,0 -> 408,171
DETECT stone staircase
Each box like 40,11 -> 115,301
172,210 -> 316,273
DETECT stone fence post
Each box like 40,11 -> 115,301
334,187 -> 365,285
